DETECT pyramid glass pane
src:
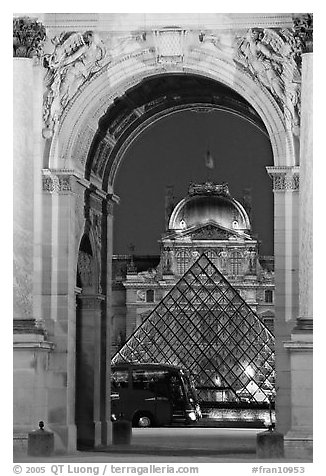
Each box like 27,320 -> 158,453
112,254 -> 275,404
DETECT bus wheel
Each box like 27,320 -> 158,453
134,413 -> 153,428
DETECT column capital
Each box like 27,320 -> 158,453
266,166 -> 300,192
77,293 -> 106,310
106,193 -> 120,216
13,16 -> 46,58
292,13 -> 313,54
42,168 -> 81,194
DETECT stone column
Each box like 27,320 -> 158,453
266,166 -> 300,435
13,17 -> 51,455
284,29 -> 313,459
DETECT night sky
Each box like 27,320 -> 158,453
113,109 -> 274,257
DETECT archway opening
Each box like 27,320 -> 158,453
75,234 -> 97,448
113,108 -> 273,256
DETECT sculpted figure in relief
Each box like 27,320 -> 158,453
235,28 -> 301,134
43,31 -> 107,131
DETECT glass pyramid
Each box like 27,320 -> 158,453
112,254 -> 275,404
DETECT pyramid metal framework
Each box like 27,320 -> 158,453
112,254 -> 275,404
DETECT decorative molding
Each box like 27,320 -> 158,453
283,340 -> 313,351
13,319 -> 46,336
13,341 -> 55,351
292,318 -> 313,333
13,17 -> 46,58
189,181 -> 230,197
266,166 -> 300,191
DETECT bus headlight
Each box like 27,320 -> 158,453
187,411 -> 197,421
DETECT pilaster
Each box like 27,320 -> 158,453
13,16 -> 52,455
266,165 -> 300,435
41,168 -> 81,453
284,19 -> 313,458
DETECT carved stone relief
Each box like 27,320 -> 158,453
234,28 -> 301,134
13,255 -> 33,319
77,251 -> 93,288
199,26 -> 303,135
43,31 -> 108,133
43,30 -> 147,135
90,208 -> 103,293
191,225 -> 233,241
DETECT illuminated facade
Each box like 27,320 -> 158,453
112,182 -> 275,353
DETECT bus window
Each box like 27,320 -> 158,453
111,370 -> 129,389
132,369 -> 169,394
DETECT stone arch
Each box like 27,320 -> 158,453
47,46 -> 297,184
41,30 -> 301,449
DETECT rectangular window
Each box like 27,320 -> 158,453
132,369 -> 168,392
265,290 -> 273,303
146,289 -> 155,302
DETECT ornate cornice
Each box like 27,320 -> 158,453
293,13 -> 313,54
266,166 -> 300,191
13,16 -> 46,58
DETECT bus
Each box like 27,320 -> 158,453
110,363 -> 202,427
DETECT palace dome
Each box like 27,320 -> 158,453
168,182 -> 251,232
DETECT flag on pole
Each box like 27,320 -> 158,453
205,150 -> 214,169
